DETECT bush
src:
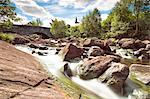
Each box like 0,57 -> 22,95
0,33 -> 15,43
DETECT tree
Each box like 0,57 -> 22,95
0,0 -> 19,28
66,26 -> 81,37
27,19 -> 43,26
79,8 -> 102,37
101,0 -> 135,38
50,19 -> 67,38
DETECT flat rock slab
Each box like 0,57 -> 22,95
0,41 -> 67,99
130,64 -> 150,85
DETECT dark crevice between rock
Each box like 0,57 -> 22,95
2,78 -> 49,98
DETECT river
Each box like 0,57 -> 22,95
15,45 -> 149,99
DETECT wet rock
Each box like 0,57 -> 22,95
32,50 -> 36,54
59,43 -> 84,61
98,62 -> 129,94
39,46 -> 48,50
28,43 -> 39,49
37,52 -> 47,56
55,48 -> 61,54
88,46 -> 104,57
134,48 -> 147,57
130,64 -> 150,85
146,44 -> 150,50
78,56 -> 120,80
138,53 -> 150,62
61,63 -> 73,78
12,36 -> 30,44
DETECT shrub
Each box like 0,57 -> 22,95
0,33 -> 15,43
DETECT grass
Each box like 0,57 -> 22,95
0,33 -> 15,43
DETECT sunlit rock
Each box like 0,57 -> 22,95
98,62 -> 129,94
59,43 -> 84,61
77,55 -> 120,80
130,64 -> 150,85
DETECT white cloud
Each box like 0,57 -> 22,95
58,0 -> 95,9
13,0 -> 120,27
13,14 -> 29,25
13,0 -> 54,18
82,0 -> 120,12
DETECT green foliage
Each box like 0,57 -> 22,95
79,8 -> 102,37
0,33 -> 15,42
101,0 -> 150,38
27,19 -> 43,26
0,0 -> 20,28
50,19 -> 67,38
66,26 -> 81,37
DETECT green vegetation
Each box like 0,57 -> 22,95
0,33 -> 15,42
79,8 -> 102,37
50,0 -> 149,39
50,19 -> 67,38
0,0 -> 20,28
27,19 -> 43,26
101,0 -> 150,38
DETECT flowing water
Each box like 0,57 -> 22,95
16,45 -> 149,99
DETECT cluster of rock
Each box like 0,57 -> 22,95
16,35 -> 149,95
55,38 -> 150,95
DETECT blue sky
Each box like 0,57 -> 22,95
12,0 -> 120,27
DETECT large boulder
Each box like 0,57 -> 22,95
77,55 -> 120,80
59,43 -> 84,61
98,62 -> 129,94
82,39 -> 111,52
134,40 -> 146,49
130,64 -> 150,85
121,40 -> 135,49
118,38 -> 135,49
0,41 -> 68,99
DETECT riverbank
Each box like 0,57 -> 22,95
0,41 -> 70,98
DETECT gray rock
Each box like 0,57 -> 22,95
98,62 -> 129,94
77,56 -> 120,80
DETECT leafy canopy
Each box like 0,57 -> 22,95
79,8 -> 102,37
0,0 -> 20,28
50,19 -> 67,38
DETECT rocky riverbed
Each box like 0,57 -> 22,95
1,35 -> 150,99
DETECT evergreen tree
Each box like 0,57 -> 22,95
79,8 -> 102,37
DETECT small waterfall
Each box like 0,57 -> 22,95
16,45 -> 136,99
72,77 -> 120,99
